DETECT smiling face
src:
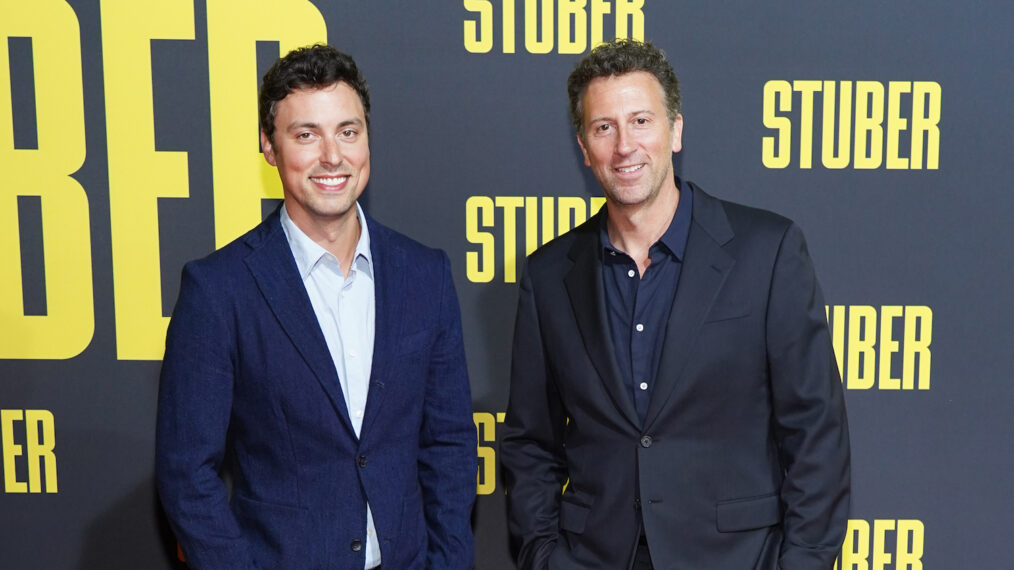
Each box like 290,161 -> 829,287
261,82 -> 370,232
577,71 -> 683,211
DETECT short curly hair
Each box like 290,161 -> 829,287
567,39 -> 681,135
259,44 -> 370,144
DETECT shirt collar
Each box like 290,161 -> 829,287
280,201 -> 373,279
600,178 -> 694,261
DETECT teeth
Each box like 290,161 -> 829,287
616,164 -> 644,173
312,176 -> 349,185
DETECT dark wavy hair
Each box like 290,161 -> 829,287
258,44 -> 370,144
567,39 -> 681,135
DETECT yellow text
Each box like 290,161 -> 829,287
826,305 -> 932,390
474,411 -> 506,495
466,195 -> 605,283
464,0 -> 644,54
0,0 -> 94,359
1,0 -> 326,360
1,409 -> 57,494
836,519 -> 924,570
763,80 -> 940,170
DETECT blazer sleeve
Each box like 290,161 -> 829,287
155,261 -> 256,570
500,265 -> 569,570
765,223 -> 851,570
417,251 -> 477,569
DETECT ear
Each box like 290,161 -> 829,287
260,130 -> 278,166
670,113 -> 684,154
576,133 -> 591,167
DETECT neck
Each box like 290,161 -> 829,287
289,205 -> 363,274
606,186 -> 680,275
607,185 -> 680,251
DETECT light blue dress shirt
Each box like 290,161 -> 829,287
280,202 -> 380,569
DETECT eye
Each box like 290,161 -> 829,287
296,132 -> 314,140
635,117 -> 649,125
596,123 -> 612,133
342,129 -> 357,138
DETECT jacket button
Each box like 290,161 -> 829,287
358,455 -> 368,467
640,435 -> 653,448
351,538 -> 363,552
634,498 -> 641,510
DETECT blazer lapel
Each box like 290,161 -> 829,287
644,186 -> 736,428
564,219 -> 641,429
243,211 -> 356,435
359,217 -> 407,439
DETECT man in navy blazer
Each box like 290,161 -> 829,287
501,40 -> 849,569
156,45 -> 476,569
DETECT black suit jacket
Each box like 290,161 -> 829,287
501,184 -> 850,570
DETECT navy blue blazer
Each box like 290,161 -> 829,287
501,185 -> 850,569
156,207 -> 476,569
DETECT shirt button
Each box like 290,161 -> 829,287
351,539 -> 363,552
349,349 -> 357,358
635,323 -> 644,332
639,382 -> 648,390
627,269 -> 636,278
355,409 -> 364,418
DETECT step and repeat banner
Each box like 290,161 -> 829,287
3,1 -> 1012,568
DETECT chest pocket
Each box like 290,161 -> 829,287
704,299 -> 751,323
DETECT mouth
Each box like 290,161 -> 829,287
310,175 -> 350,187
614,164 -> 645,174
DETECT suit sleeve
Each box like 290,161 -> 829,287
155,262 -> 256,570
765,223 -> 851,570
417,251 -> 477,569
500,265 -> 569,570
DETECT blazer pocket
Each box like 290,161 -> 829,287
232,491 -> 308,516
232,492 -> 310,565
559,498 -> 592,534
704,299 -> 751,323
715,493 -> 781,532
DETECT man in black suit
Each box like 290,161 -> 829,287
500,39 -> 850,569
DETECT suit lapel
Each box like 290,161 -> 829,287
644,186 -> 735,428
359,217 -> 406,439
564,219 -> 641,429
243,211 -> 356,435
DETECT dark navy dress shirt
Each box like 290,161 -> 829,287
600,182 -> 693,425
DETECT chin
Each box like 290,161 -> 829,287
608,190 -> 650,206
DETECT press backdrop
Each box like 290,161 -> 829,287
3,1 -> 1013,568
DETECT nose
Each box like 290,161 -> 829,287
320,136 -> 343,168
615,125 -> 635,156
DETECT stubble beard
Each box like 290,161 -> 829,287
602,163 -> 672,210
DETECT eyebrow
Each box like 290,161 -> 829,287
587,109 -> 656,124
285,118 -> 365,131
